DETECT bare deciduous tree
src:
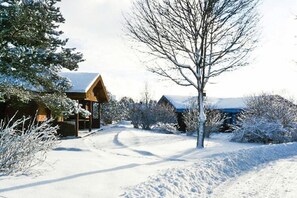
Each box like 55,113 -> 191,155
126,0 -> 259,148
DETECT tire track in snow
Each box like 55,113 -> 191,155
113,131 -> 163,158
210,156 -> 297,198
85,129 -> 191,164
113,131 -> 192,162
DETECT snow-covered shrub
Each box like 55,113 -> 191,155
0,116 -> 58,175
205,109 -> 226,137
183,106 -> 199,135
130,103 -> 142,128
231,117 -> 291,143
151,104 -> 177,133
245,94 -> 297,127
288,123 -> 297,141
130,101 -> 156,130
155,104 -> 177,124
232,94 -> 297,144
151,123 -> 178,134
130,102 -> 177,130
183,103 -> 225,137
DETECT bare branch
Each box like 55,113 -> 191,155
125,0 -> 259,148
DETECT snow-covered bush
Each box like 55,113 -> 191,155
0,115 -> 58,175
130,101 -> 156,130
183,103 -> 225,137
151,123 -> 178,134
130,103 -> 142,128
231,117 -> 291,143
232,94 -> 297,144
205,109 -> 226,137
245,94 -> 297,127
288,123 -> 297,141
152,104 -> 177,132
130,102 -> 177,130
183,106 -> 199,135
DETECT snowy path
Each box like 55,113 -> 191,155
1,123 -> 294,198
123,141 -> 297,197
211,156 -> 297,198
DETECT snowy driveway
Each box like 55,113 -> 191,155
1,124 -> 296,198
211,156 -> 297,198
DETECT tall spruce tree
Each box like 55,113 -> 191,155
0,0 -> 84,116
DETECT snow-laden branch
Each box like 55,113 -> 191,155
0,115 -> 58,175
126,0 -> 259,148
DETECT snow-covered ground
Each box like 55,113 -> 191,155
1,122 -> 297,198
211,156 -> 297,198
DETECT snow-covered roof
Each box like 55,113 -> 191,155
207,97 -> 247,110
159,95 -> 197,112
59,72 -> 100,93
159,95 -> 247,112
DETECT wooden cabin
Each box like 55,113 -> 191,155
58,72 -> 108,136
0,72 -> 109,137
0,100 -> 51,122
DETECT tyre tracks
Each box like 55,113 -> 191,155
210,156 -> 297,198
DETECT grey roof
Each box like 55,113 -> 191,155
60,72 -> 100,93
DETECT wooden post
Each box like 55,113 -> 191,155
75,113 -> 79,137
98,103 -> 101,129
89,101 -> 93,132
75,100 -> 79,137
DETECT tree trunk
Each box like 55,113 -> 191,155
196,90 -> 206,148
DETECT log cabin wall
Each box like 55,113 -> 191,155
1,72 -> 109,137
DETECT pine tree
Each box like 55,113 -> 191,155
101,93 -> 121,124
0,0 -> 84,115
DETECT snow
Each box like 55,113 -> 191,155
124,142 -> 297,197
1,122 -> 297,198
0,2 -> 10,7
59,72 -> 100,93
159,95 -> 247,112
0,74 -> 34,90
160,95 -> 196,112
207,97 -> 247,109
0,72 -> 100,93
211,156 -> 297,198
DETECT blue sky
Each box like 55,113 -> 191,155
59,0 -> 297,101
